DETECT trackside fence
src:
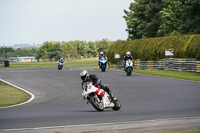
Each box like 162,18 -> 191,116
109,58 -> 200,73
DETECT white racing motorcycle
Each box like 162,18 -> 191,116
82,81 -> 121,111
125,59 -> 134,76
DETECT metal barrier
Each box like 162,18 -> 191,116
109,58 -> 200,73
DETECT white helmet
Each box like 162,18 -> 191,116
126,51 -> 131,57
80,70 -> 89,81
100,51 -> 104,56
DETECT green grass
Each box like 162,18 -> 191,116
132,69 -> 200,81
0,58 -> 98,69
0,81 -> 30,108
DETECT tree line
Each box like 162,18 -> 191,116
124,0 -> 200,40
36,39 -> 112,61
0,39 -> 112,61
0,47 -> 37,59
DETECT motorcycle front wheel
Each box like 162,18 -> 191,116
58,65 -> 62,70
112,99 -> 121,111
90,94 -> 104,111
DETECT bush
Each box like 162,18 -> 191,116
107,34 -> 200,63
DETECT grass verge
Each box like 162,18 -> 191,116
0,58 -> 98,69
133,69 -> 200,82
0,81 -> 30,108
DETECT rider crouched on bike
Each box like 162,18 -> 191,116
98,51 -> 107,66
123,51 -> 133,71
58,57 -> 64,63
80,70 -> 115,100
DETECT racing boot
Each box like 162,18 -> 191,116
105,85 -> 117,101
109,92 -> 117,101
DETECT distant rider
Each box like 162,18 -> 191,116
98,51 -> 107,66
80,70 -> 115,100
58,57 -> 64,64
123,51 -> 133,71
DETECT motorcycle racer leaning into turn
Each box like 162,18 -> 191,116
80,70 -> 115,100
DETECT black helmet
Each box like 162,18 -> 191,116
80,70 -> 89,81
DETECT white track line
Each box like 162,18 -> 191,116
0,79 -> 35,109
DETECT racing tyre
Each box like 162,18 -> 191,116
90,94 -> 104,111
112,99 -> 121,111
127,72 -> 131,76
58,66 -> 62,70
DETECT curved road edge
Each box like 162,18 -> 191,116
0,79 -> 35,109
0,117 -> 199,133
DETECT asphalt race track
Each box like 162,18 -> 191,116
0,67 -> 200,130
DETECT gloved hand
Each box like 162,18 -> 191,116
96,79 -> 101,85
93,79 -> 101,86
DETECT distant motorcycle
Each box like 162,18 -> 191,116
82,81 -> 121,111
99,58 -> 107,72
58,62 -> 63,70
125,59 -> 133,76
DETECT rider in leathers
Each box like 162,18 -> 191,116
123,51 -> 133,71
58,57 -> 64,63
98,51 -> 107,66
124,51 -> 133,62
80,70 -> 114,100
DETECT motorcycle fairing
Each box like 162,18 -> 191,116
82,82 -> 114,108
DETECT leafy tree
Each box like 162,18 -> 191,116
96,39 -> 112,54
124,1 -> 146,39
61,42 -> 78,59
68,40 -> 87,56
124,0 -> 200,38
158,0 -> 182,36
124,0 -> 162,39
87,41 -> 98,56
0,47 -> 14,58
180,0 -> 200,34
34,39 -> 112,60
36,41 -> 62,60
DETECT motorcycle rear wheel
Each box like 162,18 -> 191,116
90,94 -> 104,111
